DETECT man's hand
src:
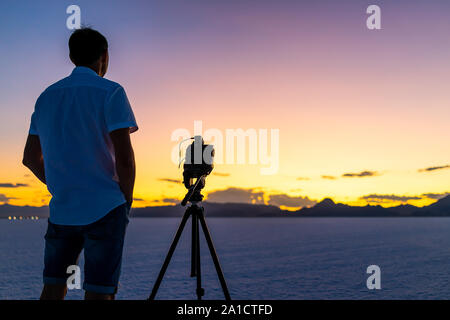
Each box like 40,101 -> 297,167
109,128 -> 136,203
23,134 -> 46,184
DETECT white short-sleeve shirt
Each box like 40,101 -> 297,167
29,66 -> 138,225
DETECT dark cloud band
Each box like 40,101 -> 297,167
342,171 -> 378,178
360,194 -> 421,202
0,183 -> 29,188
419,165 -> 450,172
157,178 -> 181,184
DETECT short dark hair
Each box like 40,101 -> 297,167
69,28 -> 108,66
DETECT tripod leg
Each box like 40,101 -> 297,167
190,212 -> 197,277
195,213 -> 204,300
198,210 -> 231,300
148,208 -> 191,300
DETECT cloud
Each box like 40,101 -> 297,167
206,187 -> 317,209
267,194 -> 317,208
321,171 -> 379,180
162,198 -> 180,204
206,187 -> 264,204
158,178 -> 181,184
296,177 -> 310,181
419,165 -> 450,172
360,194 -> 421,203
0,194 -> 16,203
422,192 -> 450,200
0,183 -> 29,188
212,172 -> 230,177
342,171 -> 378,178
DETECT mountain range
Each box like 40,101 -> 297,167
1,195 -> 449,219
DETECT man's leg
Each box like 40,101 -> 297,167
41,221 -> 84,300
40,284 -> 68,300
83,203 -> 129,300
84,291 -> 115,300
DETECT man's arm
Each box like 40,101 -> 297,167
22,134 -> 46,184
110,128 -> 136,204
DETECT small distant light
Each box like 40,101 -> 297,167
13,216 -> 16,220
35,216 -> 39,220
8,216 -> 11,220
31,216 -> 34,220
19,216 -> 23,220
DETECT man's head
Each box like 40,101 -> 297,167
69,28 -> 109,77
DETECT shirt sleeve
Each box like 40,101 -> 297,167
104,86 -> 138,133
28,111 -> 38,135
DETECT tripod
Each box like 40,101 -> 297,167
148,182 -> 231,300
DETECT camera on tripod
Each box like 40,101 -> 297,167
181,136 -> 215,205
149,135 -> 231,300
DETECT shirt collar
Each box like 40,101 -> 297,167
71,66 -> 99,77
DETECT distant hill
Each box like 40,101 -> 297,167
131,196 -> 450,218
297,196 -> 450,217
296,198 -> 415,217
415,195 -> 450,216
0,204 -> 49,219
1,195 -> 449,219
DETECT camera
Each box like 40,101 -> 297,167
182,135 -> 214,189
180,136 -> 214,206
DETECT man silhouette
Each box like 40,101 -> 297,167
22,28 -> 138,300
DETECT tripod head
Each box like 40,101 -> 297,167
181,175 -> 205,206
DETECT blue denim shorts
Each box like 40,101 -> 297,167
43,202 -> 130,294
